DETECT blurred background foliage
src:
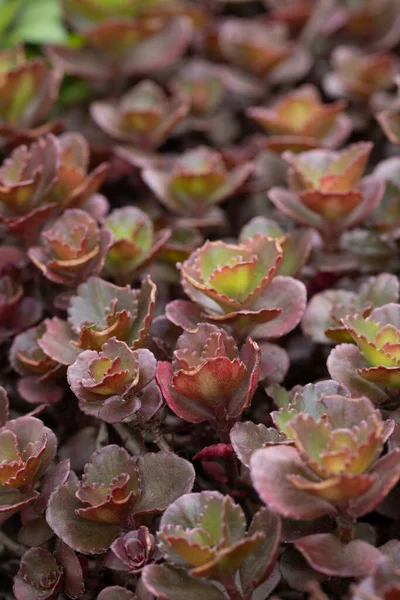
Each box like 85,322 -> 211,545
0,0 -> 68,48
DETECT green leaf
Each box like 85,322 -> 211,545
9,0 -> 68,45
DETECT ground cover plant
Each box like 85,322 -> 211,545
1,0 -> 400,598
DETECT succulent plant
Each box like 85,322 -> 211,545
142,146 -> 252,224
0,275 -> 42,342
156,323 -> 260,426
251,393 -> 400,520
104,526 -> 159,573
10,323 -> 64,405
269,143 -> 384,246
68,338 -> 161,424
217,19 -> 311,85
13,544 -> 84,600
0,46 -> 61,146
172,235 -> 306,340
337,0 -> 400,46
302,273 -> 400,344
0,133 -> 108,242
28,209 -> 113,285
324,46 -> 398,100
38,276 -> 156,366
369,156 -> 400,233
0,387 -> 57,523
91,81 -> 189,149
239,216 -> 314,278
170,58 -> 263,118
46,444 -> 195,554
248,85 -> 351,153
103,207 -> 171,283
143,490 -> 281,600
328,303 -> 400,402
47,17 -> 193,83
2,1 -> 400,596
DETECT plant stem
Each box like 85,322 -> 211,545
223,580 -> 245,600
151,426 -> 173,453
96,422 -> 109,450
218,427 -> 240,487
112,423 -> 145,456
337,516 -> 355,544
0,530 -> 26,557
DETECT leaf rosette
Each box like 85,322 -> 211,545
328,304 -> 400,398
10,323 -> 64,405
0,47 -> 61,144
47,17 -> 192,83
251,393 -> 400,520
91,80 -> 189,149
248,84 -> 351,153
0,133 -> 108,242
38,276 -> 156,366
142,146 -> 252,224
28,209 -> 113,285
217,19 -> 311,85
104,526 -> 159,573
143,490 -> 280,599
103,206 -> 171,283
46,445 -> 195,554
269,142 -> 384,237
67,338 -> 160,424
156,323 -> 260,425
176,235 -> 307,339
325,46 -> 398,100
302,274 -> 400,344
0,392 -> 57,523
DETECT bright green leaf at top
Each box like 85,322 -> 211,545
8,0 -> 68,45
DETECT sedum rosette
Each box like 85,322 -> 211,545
173,235 -> 306,340
67,338 -> 161,424
0,133 -> 108,242
217,19 -> 311,86
302,273 -> 400,344
91,81 -> 189,149
251,393 -> 400,520
324,46 -> 398,100
156,323 -> 260,426
269,142 -> 384,241
104,526 -> 159,573
28,209 -> 113,285
38,276 -> 156,366
142,146 -> 252,224
47,17 -> 192,83
143,490 -> 281,600
248,84 -> 351,153
46,444 -> 195,554
0,46 -> 61,144
10,323 -> 64,405
328,304 -> 400,403
13,544 -> 84,600
103,206 -> 171,283
239,216 -> 314,278
0,387 -> 57,523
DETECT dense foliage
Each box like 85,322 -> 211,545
1,0 -> 400,599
